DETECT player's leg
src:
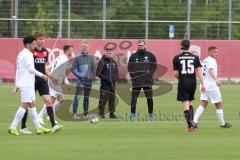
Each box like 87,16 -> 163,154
42,94 -> 63,132
28,101 -> 41,129
39,87 -> 59,120
37,82 -> 48,123
193,100 -> 208,125
10,87 -> 32,135
210,89 -> 231,128
37,82 -> 51,124
54,94 -> 64,112
215,102 -> 225,126
215,103 -> 231,128
28,100 -> 51,134
38,104 -> 47,123
45,96 -> 59,124
98,90 -> 108,118
182,100 -> 193,130
21,108 -> 28,130
187,87 -> 197,124
177,88 -> 193,131
130,87 -> 141,120
143,86 -> 154,120
193,91 -> 209,124
39,82 -> 55,126
20,87 -> 35,134
42,95 -> 55,127
189,101 -> 194,121
9,103 -> 28,135
49,85 -> 63,113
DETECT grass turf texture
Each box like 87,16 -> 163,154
0,84 -> 239,160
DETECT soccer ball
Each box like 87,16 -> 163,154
89,117 -> 99,124
88,114 -> 99,124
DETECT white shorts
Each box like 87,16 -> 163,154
20,86 -> 35,103
49,86 -> 62,98
200,89 -> 222,104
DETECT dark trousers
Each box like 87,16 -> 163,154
98,90 -> 116,115
131,86 -> 153,114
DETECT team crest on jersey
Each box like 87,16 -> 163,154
136,58 -> 138,62
43,52 -> 47,56
144,56 -> 149,62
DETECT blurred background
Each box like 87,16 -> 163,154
0,0 -> 240,39
0,0 -> 240,82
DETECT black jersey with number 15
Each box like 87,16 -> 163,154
173,52 -> 202,82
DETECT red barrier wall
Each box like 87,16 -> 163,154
0,38 -> 239,79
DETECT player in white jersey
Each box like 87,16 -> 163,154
193,46 -> 232,128
9,36 -> 51,135
38,45 -> 73,123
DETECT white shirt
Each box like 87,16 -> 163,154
50,54 -> 69,85
51,54 -> 68,73
202,56 -> 218,91
16,48 -> 43,87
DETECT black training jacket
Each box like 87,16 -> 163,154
96,55 -> 119,91
127,49 -> 157,86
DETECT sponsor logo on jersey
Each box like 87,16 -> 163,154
35,58 -> 46,63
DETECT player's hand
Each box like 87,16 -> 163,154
201,85 -> 206,93
216,79 -> 221,86
12,87 -> 18,94
42,74 -> 48,81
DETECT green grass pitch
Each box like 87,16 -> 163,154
0,84 -> 240,160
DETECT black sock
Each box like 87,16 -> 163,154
21,109 -> 28,129
46,107 -> 56,127
147,98 -> 153,114
184,110 -> 191,128
131,106 -> 136,114
189,105 -> 194,122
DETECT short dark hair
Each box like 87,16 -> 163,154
181,39 -> 190,50
137,39 -> 145,44
34,32 -> 44,39
23,36 -> 35,46
63,45 -> 73,53
208,46 -> 217,52
104,47 -> 112,51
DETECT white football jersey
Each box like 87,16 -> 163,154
202,56 -> 218,91
15,48 -> 36,87
51,54 -> 68,73
49,54 -> 69,86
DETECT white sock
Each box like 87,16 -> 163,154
216,109 -> 225,126
52,100 -> 61,113
29,107 -> 42,129
10,107 -> 26,130
193,105 -> 205,123
38,104 -> 47,119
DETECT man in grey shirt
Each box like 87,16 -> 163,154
71,41 -> 95,118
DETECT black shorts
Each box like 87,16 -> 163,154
177,82 -> 196,102
35,79 -> 49,96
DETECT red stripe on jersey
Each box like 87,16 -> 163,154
32,50 -> 48,58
